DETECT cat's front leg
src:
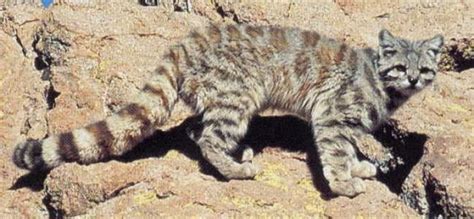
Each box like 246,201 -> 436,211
312,123 -> 377,197
355,133 -> 394,173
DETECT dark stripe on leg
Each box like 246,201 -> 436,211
85,121 -> 114,159
58,132 -> 80,162
155,66 -> 177,90
213,129 -> 227,142
332,148 -> 348,157
143,84 -> 170,111
207,122 -> 242,143
164,48 -> 182,78
203,118 -> 238,127
178,44 -> 193,69
215,101 -> 246,113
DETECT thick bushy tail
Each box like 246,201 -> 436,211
13,52 -> 182,171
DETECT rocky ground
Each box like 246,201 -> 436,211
0,0 -> 473,218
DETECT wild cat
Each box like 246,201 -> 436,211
12,23 -> 443,197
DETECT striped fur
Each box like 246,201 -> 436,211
12,24 -> 443,197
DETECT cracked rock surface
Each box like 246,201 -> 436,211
0,0 -> 472,217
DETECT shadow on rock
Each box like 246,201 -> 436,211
118,115 -> 226,180
372,120 -> 428,194
10,170 -> 50,191
242,115 -> 334,199
121,115 -> 333,199
10,116 -> 426,200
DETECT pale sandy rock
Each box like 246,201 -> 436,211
325,181 -> 418,218
45,147 -> 417,217
0,189 -> 49,218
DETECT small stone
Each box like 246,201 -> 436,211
451,119 -> 461,124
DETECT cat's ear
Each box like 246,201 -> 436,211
378,29 -> 397,58
426,34 -> 444,49
424,34 -> 444,59
379,29 -> 396,47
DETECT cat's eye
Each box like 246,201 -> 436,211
395,66 -> 407,72
427,49 -> 439,58
420,68 -> 432,74
383,49 -> 396,57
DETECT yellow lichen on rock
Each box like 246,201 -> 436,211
133,191 -> 158,206
254,161 -> 289,191
297,178 -> 326,216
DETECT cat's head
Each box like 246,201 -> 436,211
376,29 -> 444,97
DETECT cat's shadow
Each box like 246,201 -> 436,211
11,115 -> 427,199
117,115 -> 335,198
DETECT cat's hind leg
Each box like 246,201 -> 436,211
191,93 -> 262,179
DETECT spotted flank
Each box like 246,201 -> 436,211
12,24 -> 443,197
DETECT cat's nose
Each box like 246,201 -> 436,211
408,76 -> 418,86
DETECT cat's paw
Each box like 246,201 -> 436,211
351,160 -> 377,179
239,162 -> 260,179
329,177 -> 366,198
241,145 -> 254,163
225,162 -> 260,180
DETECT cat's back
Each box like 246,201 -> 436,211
175,23 -> 357,79
183,23 -> 346,55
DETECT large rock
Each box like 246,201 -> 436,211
0,0 -> 472,218
44,146 -> 418,217
395,69 -> 474,216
